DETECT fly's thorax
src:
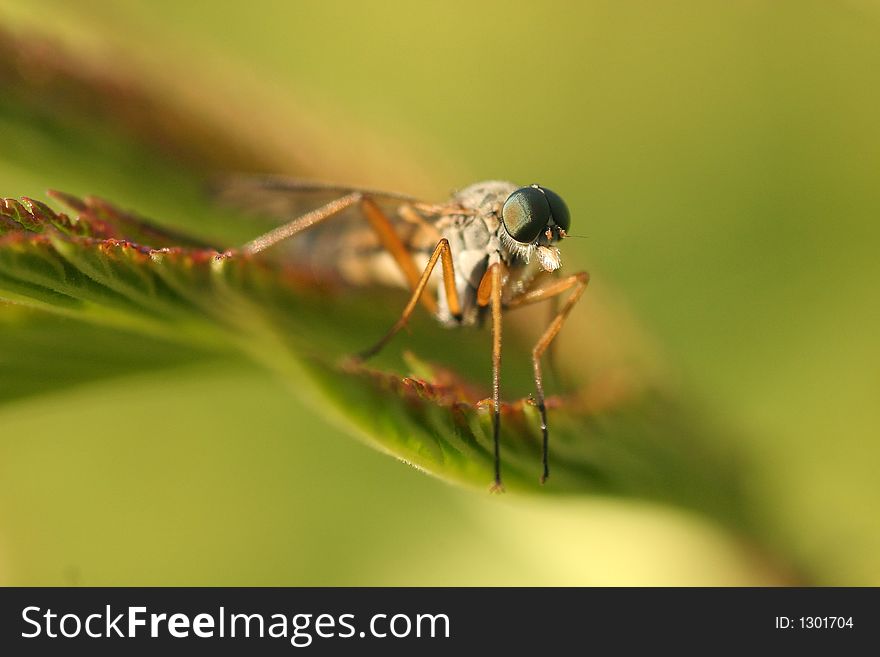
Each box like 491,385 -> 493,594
446,180 -> 518,269
451,180 -> 519,214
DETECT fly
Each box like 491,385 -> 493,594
216,177 -> 590,491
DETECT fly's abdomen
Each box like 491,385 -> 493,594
287,218 -> 435,289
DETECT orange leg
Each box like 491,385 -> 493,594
353,238 -> 461,362
476,262 -> 506,492
544,272 -> 563,388
507,271 -> 590,483
242,192 -> 360,254
242,194 -> 437,314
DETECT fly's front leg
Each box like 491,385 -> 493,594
352,238 -> 461,362
240,193 -> 437,314
506,270 -> 590,483
477,261 -> 505,492
544,271 -> 564,388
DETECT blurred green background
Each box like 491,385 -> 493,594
1,0 -> 878,585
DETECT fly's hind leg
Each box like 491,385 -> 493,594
240,192 -> 462,379
352,238 -> 461,362
240,193 -> 439,314
506,271 -> 590,483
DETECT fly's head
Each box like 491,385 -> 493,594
499,184 -> 570,271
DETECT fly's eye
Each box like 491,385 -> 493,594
501,186 -> 550,243
541,187 -> 570,233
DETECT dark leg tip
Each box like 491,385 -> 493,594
489,479 -> 506,494
351,344 -> 379,364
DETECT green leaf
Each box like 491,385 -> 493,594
0,304 -> 229,403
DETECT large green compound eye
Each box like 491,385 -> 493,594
541,187 -> 570,233
501,186 -> 550,243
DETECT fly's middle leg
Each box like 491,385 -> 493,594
352,238 -> 461,362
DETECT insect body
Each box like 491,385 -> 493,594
218,177 -> 589,490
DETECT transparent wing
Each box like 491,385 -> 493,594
211,175 -> 421,220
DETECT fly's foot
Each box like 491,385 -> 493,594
489,479 -> 506,494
